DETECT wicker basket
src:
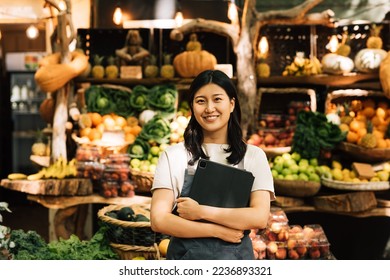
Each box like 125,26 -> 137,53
130,168 -> 154,194
98,204 -> 163,247
337,142 -> 390,163
274,179 -> 321,197
321,176 -> 390,191
110,242 -> 161,260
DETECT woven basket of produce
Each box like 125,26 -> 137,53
274,179 -> 321,197
110,242 -> 161,260
321,176 -> 390,191
97,204 -> 163,247
337,142 -> 390,162
130,168 -> 154,194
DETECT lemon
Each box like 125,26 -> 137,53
158,239 -> 170,257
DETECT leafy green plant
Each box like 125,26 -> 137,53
0,202 -> 14,260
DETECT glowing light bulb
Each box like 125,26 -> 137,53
228,2 -> 238,24
175,11 -> 183,27
113,7 -> 123,25
26,25 -> 39,39
258,36 -> 269,58
58,1 -> 66,11
326,35 -> 339,53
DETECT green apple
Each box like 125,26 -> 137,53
284,174 -> 295,180
273,156 -> 284,165
283,158 -> 296,168
151,156 -> 159,165
282,168 -> 292,176
282,153 -> 292,161
271,169 -> 279,178
290,164 -> 300,174
150,146 -> 160,156
309,158 -> 318,167
130,158 -> 141,168
309,173 -> 320,182
298,173 -> 309,181
291,152 -> 301,162
149,164 -> 157,173
298,159 -> 309,167
273,162 -> 284,174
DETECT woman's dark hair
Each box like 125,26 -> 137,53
184,69 -> 247,165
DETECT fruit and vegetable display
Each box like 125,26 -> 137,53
247,100 -> 311,149
327,97 -> 390,149
250,208 -> 331,260
99,204 -> 167,248
269,152 -> 324,183
282,52 -> 322,76
173,33 -> 217,78
8,156 -> 77,181
292,110 -> 346,159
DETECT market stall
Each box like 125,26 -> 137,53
1,0 -> 390,260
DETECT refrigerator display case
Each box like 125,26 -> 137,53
9,71 -> 47,174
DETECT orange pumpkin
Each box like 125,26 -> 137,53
173,50 -> 217,78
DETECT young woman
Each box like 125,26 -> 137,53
150,70 -> 275,260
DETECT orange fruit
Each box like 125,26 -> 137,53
349,120 -> 362,132
91,112 -> 102,127
130,125 -> 142,136
115,115 -> 127,128
103,115 -> 116,130
127,116 -> 139,127
346,131 -> 358,143
125,133 -> 136,144
96,123 -> 105,134
88,128 -> 102,141
79,127 -> 91,138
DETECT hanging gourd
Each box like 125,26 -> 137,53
355,24 -> 388,73
173,33 -> 217,78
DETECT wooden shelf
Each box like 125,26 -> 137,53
257,73 -> 379,87
76,73 -> 380,89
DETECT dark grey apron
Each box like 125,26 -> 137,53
167,160 -> 254,260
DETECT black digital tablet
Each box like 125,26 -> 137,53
188,159 -> 255,208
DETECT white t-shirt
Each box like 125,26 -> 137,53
151,142 -> 275,201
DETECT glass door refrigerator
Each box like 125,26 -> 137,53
8,71 -> 47,174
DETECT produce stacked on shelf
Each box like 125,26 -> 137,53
247,100 -> 311,149
282,52 -> 322,76
250,208 -> 331,260
269,152 -> 324,183
8,156 -> 78,181
354,24 -> 387,74
328,97 -> 390,149
292,110 -> 346,159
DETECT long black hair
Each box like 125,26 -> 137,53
183,70 -> 247,165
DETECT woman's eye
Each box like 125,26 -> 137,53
196,99 -> 205,104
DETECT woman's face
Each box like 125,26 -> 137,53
192,83 -> 235,143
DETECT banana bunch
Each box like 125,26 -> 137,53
282,52 -> 322,76
26,157 -> 78,181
